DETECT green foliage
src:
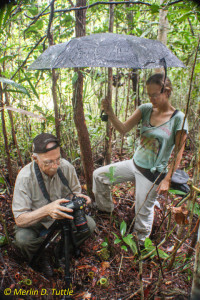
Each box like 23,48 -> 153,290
169,189 -> 187,196
142,238 -> 169,259
0,0 -> 199,173
189,202 -> 200,216
150,4 -> 160,14
0,177 -> 5,184
20,70 -> 39,99
72,72 -> 78,85
104,166 -> 121,185
0,77 -> 31,97
113,220 -> 138,254
0,3 -> 12,30
0,234 -> 7,246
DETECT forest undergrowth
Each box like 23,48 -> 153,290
0,149 -> 198,300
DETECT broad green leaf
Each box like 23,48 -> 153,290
114,238 -> 122,244
121,245 -> 128,251
158,249 -> 169,259
101,242 -> 108,247
130,243 -> 138,254
177,12 -> 191,23
35,19 -> 43,30
0,177 -> 5,184
120,220 -> 127,237
112,232 -> 119,239
0,77 -> 31,97
123,235 -> 134,246
21,69 -> 39,99
72,72 -> 78,84
3,4 -> 12,27
28,7 -> 38,16
144,238 -> 153,248
150,4 -> 160,14
169,189 -> 187,195
123,236 -> 138,254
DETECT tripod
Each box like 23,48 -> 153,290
30,220 -> 80,299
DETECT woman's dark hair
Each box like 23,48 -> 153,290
146,73 -> 173,97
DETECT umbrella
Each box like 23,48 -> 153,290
28,33 -> 185,70
29,33 -> 185,121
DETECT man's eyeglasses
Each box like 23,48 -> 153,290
42,158 -> 61,167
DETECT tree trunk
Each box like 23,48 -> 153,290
131,69 -> 140,109
157,0 -> 169,73
73,0 -> 94,196
5,92 -> 24,167
51,69 -> 60,141
191,102 -> 200,300
0,83 -> 14,187
158,0 -> 168,45
47,0 -> 61,142
126,3 -> 139,109
104,0 -> 114,165
192,239 -> 200,299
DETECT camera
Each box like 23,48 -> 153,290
60,195 -> 89,234
100,110 -> 108,122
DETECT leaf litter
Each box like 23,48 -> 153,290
0,150 -> 197,299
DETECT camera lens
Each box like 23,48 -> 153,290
73,210 -> 89,233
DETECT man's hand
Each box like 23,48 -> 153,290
47,199 -> 74,220
76,193 -> 91,205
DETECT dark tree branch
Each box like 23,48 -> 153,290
24,0 -> 53,34
47,0 -> 55,43
47,0 -> 186,15
11,35 -> 46,80
23,0 -> 186,21
48,1 -> 151,14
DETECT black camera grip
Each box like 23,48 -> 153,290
100,110 -> 108,122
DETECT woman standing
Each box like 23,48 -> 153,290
93,73 -> 188,243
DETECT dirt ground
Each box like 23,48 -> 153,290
0,150 -> 197,300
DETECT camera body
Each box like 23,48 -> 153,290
60,195 -> 89,233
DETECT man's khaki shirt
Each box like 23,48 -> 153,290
12,159 -> 81,228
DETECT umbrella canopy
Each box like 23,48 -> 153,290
29,33 -> 185,70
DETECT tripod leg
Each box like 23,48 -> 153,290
30,221 -> 59,267
62,222 -> 72,291
70,228 -> 81,258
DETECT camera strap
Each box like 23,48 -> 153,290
34,162 -> 73,202
57,168 -> 74,195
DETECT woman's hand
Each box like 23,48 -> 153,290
101,98 -> 113,116
156,178 -> 170,195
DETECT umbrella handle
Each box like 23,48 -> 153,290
160,57 -> 167,93
100,110 -> 108,122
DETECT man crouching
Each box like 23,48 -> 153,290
12,133 -> 96,277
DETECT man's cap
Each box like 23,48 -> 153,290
32,133 -> 59,153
